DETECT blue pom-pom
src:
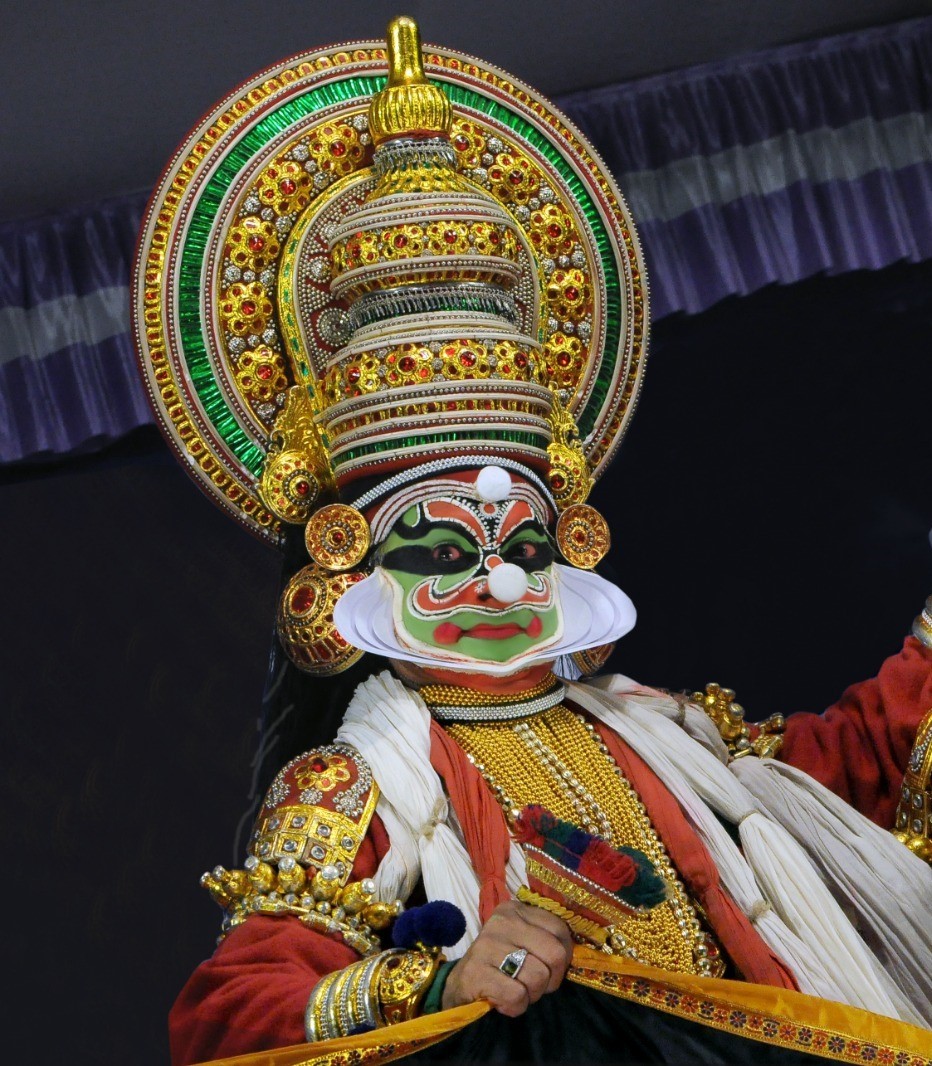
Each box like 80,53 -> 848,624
391,901 -> 467,949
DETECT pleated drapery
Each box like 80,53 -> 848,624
2,17 -> 930,462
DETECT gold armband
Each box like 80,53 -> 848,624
912,596 -> 932,650
893,707 -> 932,864
305,948 -> 442,1041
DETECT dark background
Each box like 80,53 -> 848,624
3,3 -> 932,1063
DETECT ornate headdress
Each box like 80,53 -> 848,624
133,17 -> 648,675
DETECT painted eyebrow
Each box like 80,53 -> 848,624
499,519 -> 550,546
389,519 -> 480,544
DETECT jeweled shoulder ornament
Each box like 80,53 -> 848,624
133,17 -> 647,673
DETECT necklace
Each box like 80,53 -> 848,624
420,673 -> 566,722
444,703 -> 725,978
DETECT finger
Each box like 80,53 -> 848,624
513,925 -> 571,992
473,965 -> 532,1017
511,951 -> 551,1004
515,900 -> 574,950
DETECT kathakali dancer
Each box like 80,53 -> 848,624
133,17 -> 932,1066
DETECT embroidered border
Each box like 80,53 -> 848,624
568,965 -> 932,1066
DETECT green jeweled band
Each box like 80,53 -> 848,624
176,75 -> 624,476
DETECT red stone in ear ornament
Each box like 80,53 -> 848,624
277,563 -> 365,675
556,503 -> 611,569
304,504 -> 371,571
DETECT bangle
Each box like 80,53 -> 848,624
305,948 -> 442,1041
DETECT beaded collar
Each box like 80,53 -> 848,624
419,672 -> 566,722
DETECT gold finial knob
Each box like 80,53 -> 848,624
369,16 -> 452,145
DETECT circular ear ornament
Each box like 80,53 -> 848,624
556,503 -> 611,569
304,504 -> 371,571
571,643 -> 615,676
277,563 -> 365,675
261,452 -> 320,523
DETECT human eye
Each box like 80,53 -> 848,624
502,536 -> 554,571
431,543 -> 465,564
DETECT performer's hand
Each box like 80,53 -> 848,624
441,899 -> 573,1016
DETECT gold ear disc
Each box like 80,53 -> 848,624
277,563 -> 365,676
260,451 -> 320,523
556,503 -> 611,569
304,504 -> 371,571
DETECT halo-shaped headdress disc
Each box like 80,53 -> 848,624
133,17 -> 648,546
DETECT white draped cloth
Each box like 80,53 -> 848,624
336,671 -> 932,1026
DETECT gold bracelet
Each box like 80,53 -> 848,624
305,948 -> 442,1041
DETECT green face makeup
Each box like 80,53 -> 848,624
378,495 -> 562,665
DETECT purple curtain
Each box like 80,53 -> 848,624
2,17 -> 930,463
556,16 -> 932,318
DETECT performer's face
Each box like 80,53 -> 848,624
378,494 -> 562,665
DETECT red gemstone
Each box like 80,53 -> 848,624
573,529 -> 587,544
453,135 -> 469,151
290,587 -> 316,613
331,141 -> 346,156
241,300 -> 256,315
444,229 -> 458,244
490,231 -> 500,244
330,528 -> 346,544
547,223 -> 562,239
514,352 -> 528,369
508,169 -> 523,186
347,366 -> 361,383
310,757 -> 328,772
565,286 -> 579,301
247,235 -> 265,251
399,355 -> 416,372
551,475 -> 566,490
393,233 -> 408,248
557,352 -> 572,367
294,480 -> 309,496
280,178 -> 297,194
460,350 -> 476,367
256,364 -> 273,380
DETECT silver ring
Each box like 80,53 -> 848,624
499,948 -> 528,979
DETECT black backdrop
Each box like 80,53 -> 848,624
4,259 -> 932,1063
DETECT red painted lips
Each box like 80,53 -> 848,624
433,615 -> 543,644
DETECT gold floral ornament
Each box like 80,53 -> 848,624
259,387 -> 336,524
547,392 -> 594,509
304,503 -> 371,571
556,503 -> 611,569
277,563 -> 365,675
295,752 -> 352,793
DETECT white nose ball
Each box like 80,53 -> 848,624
476,465 -> 512,503
487,562 -> 528,603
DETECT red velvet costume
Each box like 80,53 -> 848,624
170,637 -> 932,1064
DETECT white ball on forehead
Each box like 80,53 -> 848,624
475,465 -> 513,503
